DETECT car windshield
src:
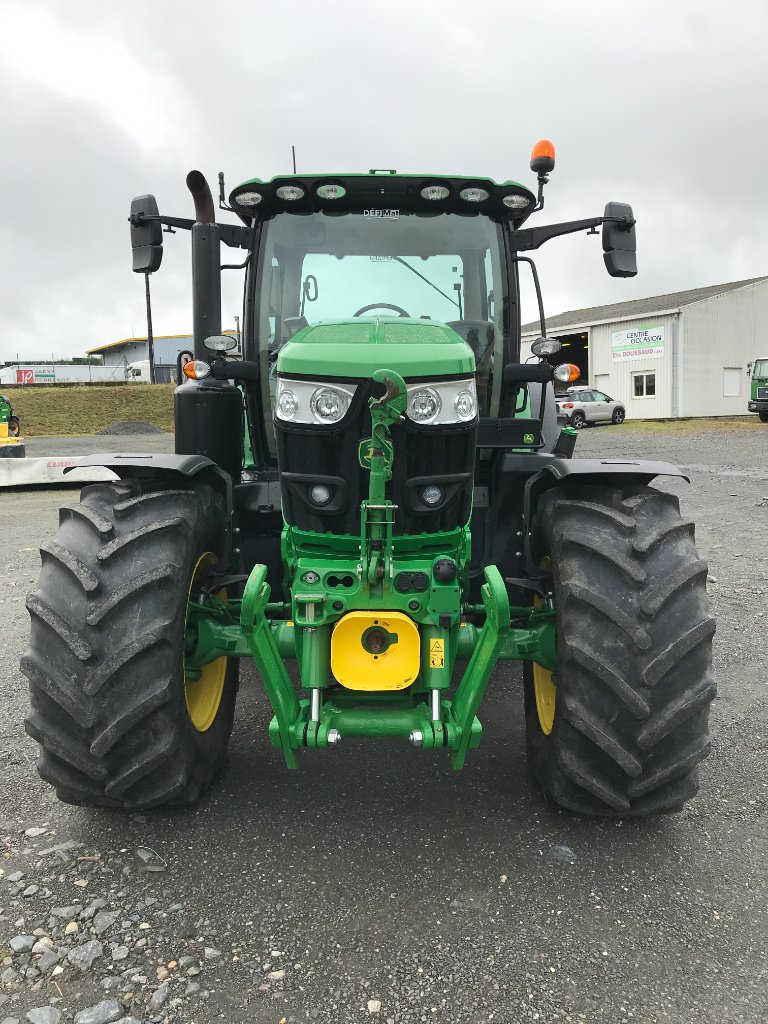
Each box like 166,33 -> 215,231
753,359 -> 768,378
254,211 -> 507,449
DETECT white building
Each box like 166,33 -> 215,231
521,276 -> 768,418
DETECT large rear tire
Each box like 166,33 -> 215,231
524,483 -> 716,816
21,478 -> 238,808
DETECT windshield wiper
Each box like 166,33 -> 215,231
392,257 -> 461,311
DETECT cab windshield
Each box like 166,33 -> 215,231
753,359 -> 768,378
253,210 -> 507,441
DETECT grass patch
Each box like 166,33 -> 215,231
623,415 -> 761,433
7,384 -> 175,436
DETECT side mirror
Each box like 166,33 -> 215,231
603,201 -> 637,278
130,194 -> 163,274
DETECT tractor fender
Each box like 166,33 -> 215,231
64,453 -> 235,557
512,453 -> 688,576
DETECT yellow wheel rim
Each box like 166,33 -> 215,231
533,557 -> 556,735
185,552 -> 227,733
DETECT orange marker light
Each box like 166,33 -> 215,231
566,363 -> 580,382
530,139 -> 556,175
183,359 -> 210,380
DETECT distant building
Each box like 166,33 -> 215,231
86,332 -> 240,383
521,276 -> 768,418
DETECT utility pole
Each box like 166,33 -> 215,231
145,274 -> 156,384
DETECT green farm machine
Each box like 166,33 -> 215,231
22,143 -> 716,814
747,357 -> 768,422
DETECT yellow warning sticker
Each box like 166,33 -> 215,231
429,638 -> 445,669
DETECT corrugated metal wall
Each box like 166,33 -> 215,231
679,281 -> 768,417
520,279 -> 768,419
588,313 -> 678,419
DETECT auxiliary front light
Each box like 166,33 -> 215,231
309,484 -> 332,507
275,184 -> 305,201
502,194 -> 531,209
421,485 -> 444,507
408,387 -> 441,423
420,184 -> 450,201
316,183 -> 347,199
310,387 -> 348,423
531,336 -> 562,357
459,187 -> 489,203
235,191 -> 263,207
277,389 -> 298,419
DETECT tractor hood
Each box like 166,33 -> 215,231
276,318 -> 475,379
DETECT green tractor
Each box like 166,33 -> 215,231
747,357 -> 768,422
0,394 -> 21,437
21,144 -> 716,815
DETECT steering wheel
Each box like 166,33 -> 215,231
353,302 -> 411,318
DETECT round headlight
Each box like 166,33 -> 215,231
459,187 -> 489,203
275,185 -> 305,201
316,183 -> 346,199
421,485 -> 444,506
420,184 -> 450,201
408,387 -> 441,423
235,190 -> 263,207
309,484 -> 332,507
503,194 -> 531,209
454,390 -> 476,421
310,387 -> 348,423
277,389 -> 298,419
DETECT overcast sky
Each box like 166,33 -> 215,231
1,0 -> 767,360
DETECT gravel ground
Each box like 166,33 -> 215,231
1,420 -> 766,1024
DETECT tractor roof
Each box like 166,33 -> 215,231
229,171 -> 536,225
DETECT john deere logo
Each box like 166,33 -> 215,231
523,432 -> 535,444
358,438 -> 375,468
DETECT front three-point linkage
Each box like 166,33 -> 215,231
360,369 -> 407,590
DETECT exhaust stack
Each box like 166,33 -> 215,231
186,169 -> 216,225
185,170 -> 221,358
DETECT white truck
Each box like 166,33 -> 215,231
125,359 -> 152,382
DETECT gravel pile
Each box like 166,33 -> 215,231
96,422 -> 164,436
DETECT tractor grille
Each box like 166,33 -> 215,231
757,387 -> 768,400
276,377 -> 476,535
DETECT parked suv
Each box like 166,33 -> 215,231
556,386 -> 626,428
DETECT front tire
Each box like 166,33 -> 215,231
611,408 -> 625,424
570,411 -> 586,429
759,411 -> 768,423
524,484 -> 716,816
21,478 -> 238,808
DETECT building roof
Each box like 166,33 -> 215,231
522,276 -> 768,335
86,331 -> 237,355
